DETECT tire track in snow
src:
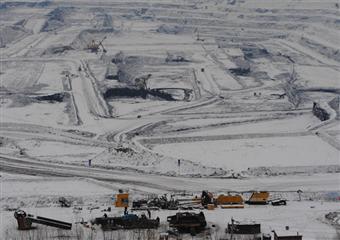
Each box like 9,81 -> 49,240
0,154 -> 177,192
139,131 -> 313,145
80,60 -> 111,118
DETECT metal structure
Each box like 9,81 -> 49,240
87,36 -> 107,53
245,191 -> 270,205
225,218 -> 262,240
14,210 -> 72,230
93,214 -> 160,231
147,194 -> 179,210
274,230 -> 302,240
58,197 -> 71,207
167,212 -> 206,235
270,199 -> 287,206
201,190 -> 214,206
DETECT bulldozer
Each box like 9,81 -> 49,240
86,36 -> 107,54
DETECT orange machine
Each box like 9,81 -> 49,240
216,194 -> 243,205
207,204 -> 215,210
114,193 -> 129,207
217,194 -> 244,209
246,191 -> 269,205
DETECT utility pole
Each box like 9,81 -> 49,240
177,159 -> 181,176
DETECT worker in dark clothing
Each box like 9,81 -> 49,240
103,213 -> 107,218
124,206 -> 128,215
147,209 -> 151,219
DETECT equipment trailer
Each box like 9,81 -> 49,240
93,214 -> 160,231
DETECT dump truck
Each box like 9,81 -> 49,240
14,210 -> 72,230
93,214 -> 160,231
245,191 -> 270,205
167,212 -> 206,235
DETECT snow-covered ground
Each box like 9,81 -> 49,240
0,0 -> 339,239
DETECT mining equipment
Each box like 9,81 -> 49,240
148,195 -> 179,210
114,190 -> 129,208
93,214 -> 160,231
201,190 -> 214,206
14,210 -> 72,230
135,73 -> 152,90
87,36 -> 107,53
273,230 -> 302,240
58,197 -> 71,207
167,212 -> 207,235
224,218 -> 262,240
194,28 -> 204,41
245,191 -> 270,205
217,194 -> 244,209
270,198 -> 287,206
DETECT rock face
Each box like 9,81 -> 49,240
0,25 -> 28,47
328,96 -> 340,119
312,102 -> 330,121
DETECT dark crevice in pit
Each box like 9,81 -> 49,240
35,92 -> 66,102
103,88 -> 175,101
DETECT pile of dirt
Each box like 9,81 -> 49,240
329,96 -> 340,119
312,102 -> 330,121
42,45 -> 74,55
156,24 -> 185,34
105,64 -> 118,80
95,11 -> 113,28
71,28 -> 116,50
229,56 -> 251,76
0,1 -> 50,9
325,211 -> 340,230
0,25 -> 28,47
113,55 -> 162,85
166,52 -> 190,63
242,46 -> 270,59
300,37 -> 340,62
41,7 -> 74,32
244,165 -> 340,177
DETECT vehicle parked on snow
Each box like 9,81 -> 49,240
167,212 -> 206,235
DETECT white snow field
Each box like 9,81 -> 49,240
0,0 -> 339,239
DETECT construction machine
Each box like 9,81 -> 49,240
217,194 -> 244,209
135,74 -> 152,90
93,213 -> 160,231
201,190 -> 213,206
87,36 -> 107,53
245,191 -> 270,205
167,212 -> 206,235
14,210 -> 72,230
